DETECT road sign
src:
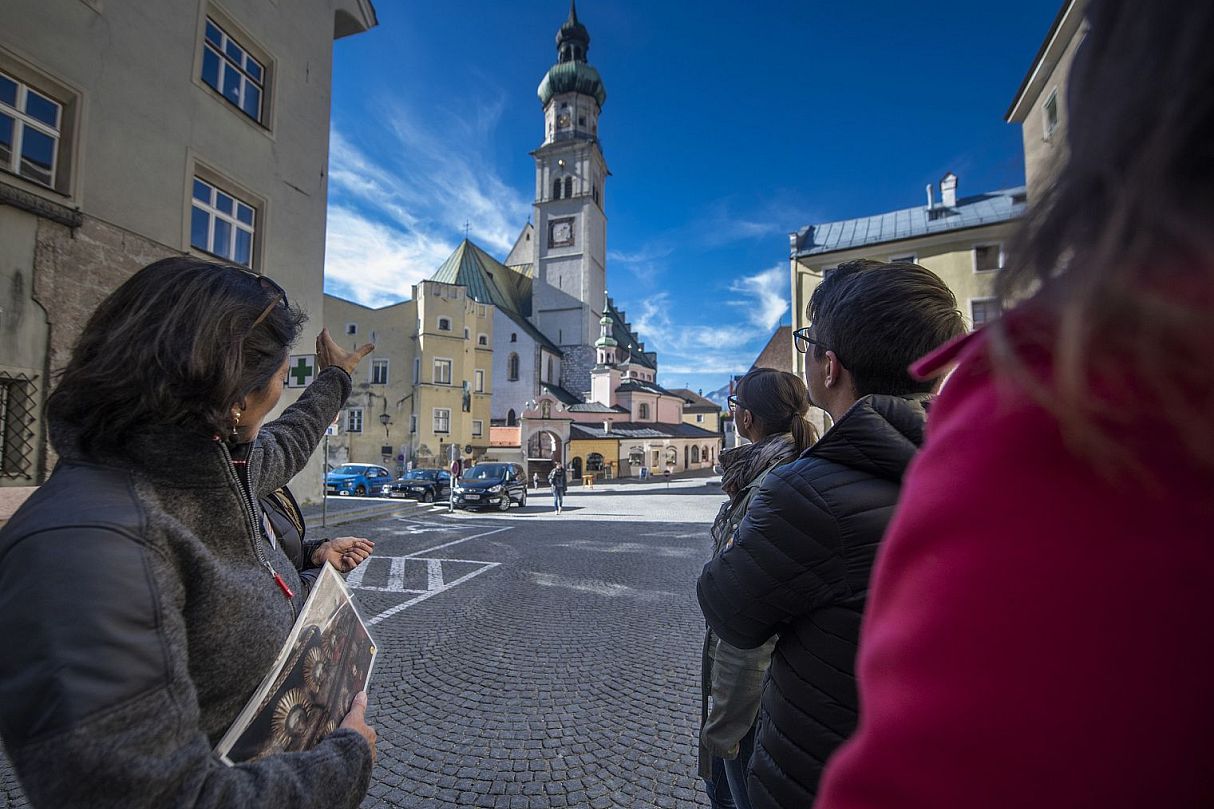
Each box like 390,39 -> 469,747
287,354 -> 317,388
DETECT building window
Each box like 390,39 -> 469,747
474,369 -> 484,392
547,356 -> 555,383
970,298 -> 999,328
472,419 -> 483,438
433,408 -> 451,434
638,402 -> 650,420
477,333 -> 488,347
0,373 -> 37,478
586,453 -> 604,472
433,358 -> 452,385
691,445 -> 701,463
890,254 -> 916,264
1043,88 -> 1059,140
0,71 -> 62,189
437,317 -> 452,332
201,18 -> 265,123
695,414 -> 704,423
510,332 -> 517,343
564,176 -> 573,198
507,353 -> 519,381
413,357 -> 420,384
371,359 -> 389,385
191,176 -> 256,266
346,407 -> 363,433
507,408 -> 517,426
346,323 -> 357,335
553,177 -> 562,200
973,244 -> 1003,272
464,327 -> 469,340
410,413 -> 417,433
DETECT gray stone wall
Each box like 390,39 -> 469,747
559,345 -> 596,399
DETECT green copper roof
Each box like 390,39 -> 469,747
538,61 -> 606,108
430,239 -> 562,355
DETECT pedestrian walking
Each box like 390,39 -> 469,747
0,258 -> 378,809
816,3 -> 1214,807
449,456 -> 463,511
699,368 -> 817,809
548,463 -> 568,513
698,259 -> 965,808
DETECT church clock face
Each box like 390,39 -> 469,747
556,112 -> 572,129
549,217 -> 575,248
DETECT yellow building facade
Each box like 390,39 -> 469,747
323,279 -> 493,473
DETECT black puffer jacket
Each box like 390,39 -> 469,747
697,394 -> 927,809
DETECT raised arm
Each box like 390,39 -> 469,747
697,466 -> 846,649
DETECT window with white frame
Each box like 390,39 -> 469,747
345,323 -> 357,335
474,369 -> 484,392
437,317 -> 452,332
410,413 -> 417,433
970,298 -> 999,328
696,414 -> 705,423
191,176 -> 256,266
973,243 -> 1003,272
346,407 -> 363,433
371,359 -> 389,385
433,358 -> 452,385
201,18 -> 266,123
413,357 -> 420,384
507,353 -> 519,381
433,408 -> 451,433
1043,88 -> 1059,140
0,71 -> 63,189
463,327 -> 469,340
477,333 -> 488,347
638,402 -> 650,420
472,419 -> 483,437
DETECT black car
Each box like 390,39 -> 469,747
450,462 -> 528,511
388,469 -> 452,503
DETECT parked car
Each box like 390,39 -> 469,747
450,462 -> 528,511
388,469 -> 452,503
325,464 -> 394,497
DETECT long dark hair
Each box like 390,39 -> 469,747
48,257 -> 306,455
735,367 -> 818,453
995,0 -> 1214,470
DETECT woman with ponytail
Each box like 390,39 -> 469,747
698,368 -> 815,809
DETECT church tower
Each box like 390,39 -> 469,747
531,0 -> 609,396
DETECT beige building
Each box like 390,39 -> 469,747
789,174 -> 1026,429
671,388 -> 723,436
324,280 -> 494,473
1006,0 -> 1088,203
0,0 -> 376,492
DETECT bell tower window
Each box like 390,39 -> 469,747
564,177 -> 573,198
553,177 -> 562,200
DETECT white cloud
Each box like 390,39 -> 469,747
728,264 -> 789,331
324,98 -> 532,306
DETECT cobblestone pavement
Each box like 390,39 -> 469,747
1,476 -> 725,808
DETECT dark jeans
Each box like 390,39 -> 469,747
552,487 -> 564,510
703,724 -> 756,809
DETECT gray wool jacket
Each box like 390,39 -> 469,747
0,366 -> 372,809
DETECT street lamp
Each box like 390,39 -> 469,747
378,411 -> 391,437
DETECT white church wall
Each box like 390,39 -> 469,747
492,308 -> 539,423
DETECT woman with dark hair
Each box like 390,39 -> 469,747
0,257 -> 377,809
816,1 -> 1214,806
699,368 -> 815,809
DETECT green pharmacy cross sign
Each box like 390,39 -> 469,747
287,355 -> 317,388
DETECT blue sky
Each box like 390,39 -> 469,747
325,0 -> 1060,396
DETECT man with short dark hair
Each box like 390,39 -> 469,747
697,259 -> 965,809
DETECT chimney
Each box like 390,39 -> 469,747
602,420 -> 610,435
940,172 -> 957,208
925,183 -> 934,210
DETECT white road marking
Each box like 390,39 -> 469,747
365,562 -> 501,625
528,572 -> 674,600
427,558 -> 445,590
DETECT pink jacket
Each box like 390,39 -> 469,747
816,324 -> 1214,808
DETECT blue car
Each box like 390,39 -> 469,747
325,464 -> 394,497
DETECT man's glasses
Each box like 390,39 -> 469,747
792,326 -> 827,354
727,394 -> 745,412
230,266 -> 288,331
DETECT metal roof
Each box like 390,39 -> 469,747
569,421 -> 721,440
792,187 -> 1027,259
431,239 -> 560,355
616,379 -> 679,397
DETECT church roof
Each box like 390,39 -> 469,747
538,61 -> 607,108
792,186 -> 1027,258
750,326 -> 794,374
570,421 -> 721,440
566,402 -> 629,414
616,378 -> 680,397
605,297 -> 657,370
541,382 -> 582,406
431,239 -> 559,355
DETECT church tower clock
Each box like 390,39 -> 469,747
531,1 -> 609,395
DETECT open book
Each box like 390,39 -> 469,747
214,563 -> 378,765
